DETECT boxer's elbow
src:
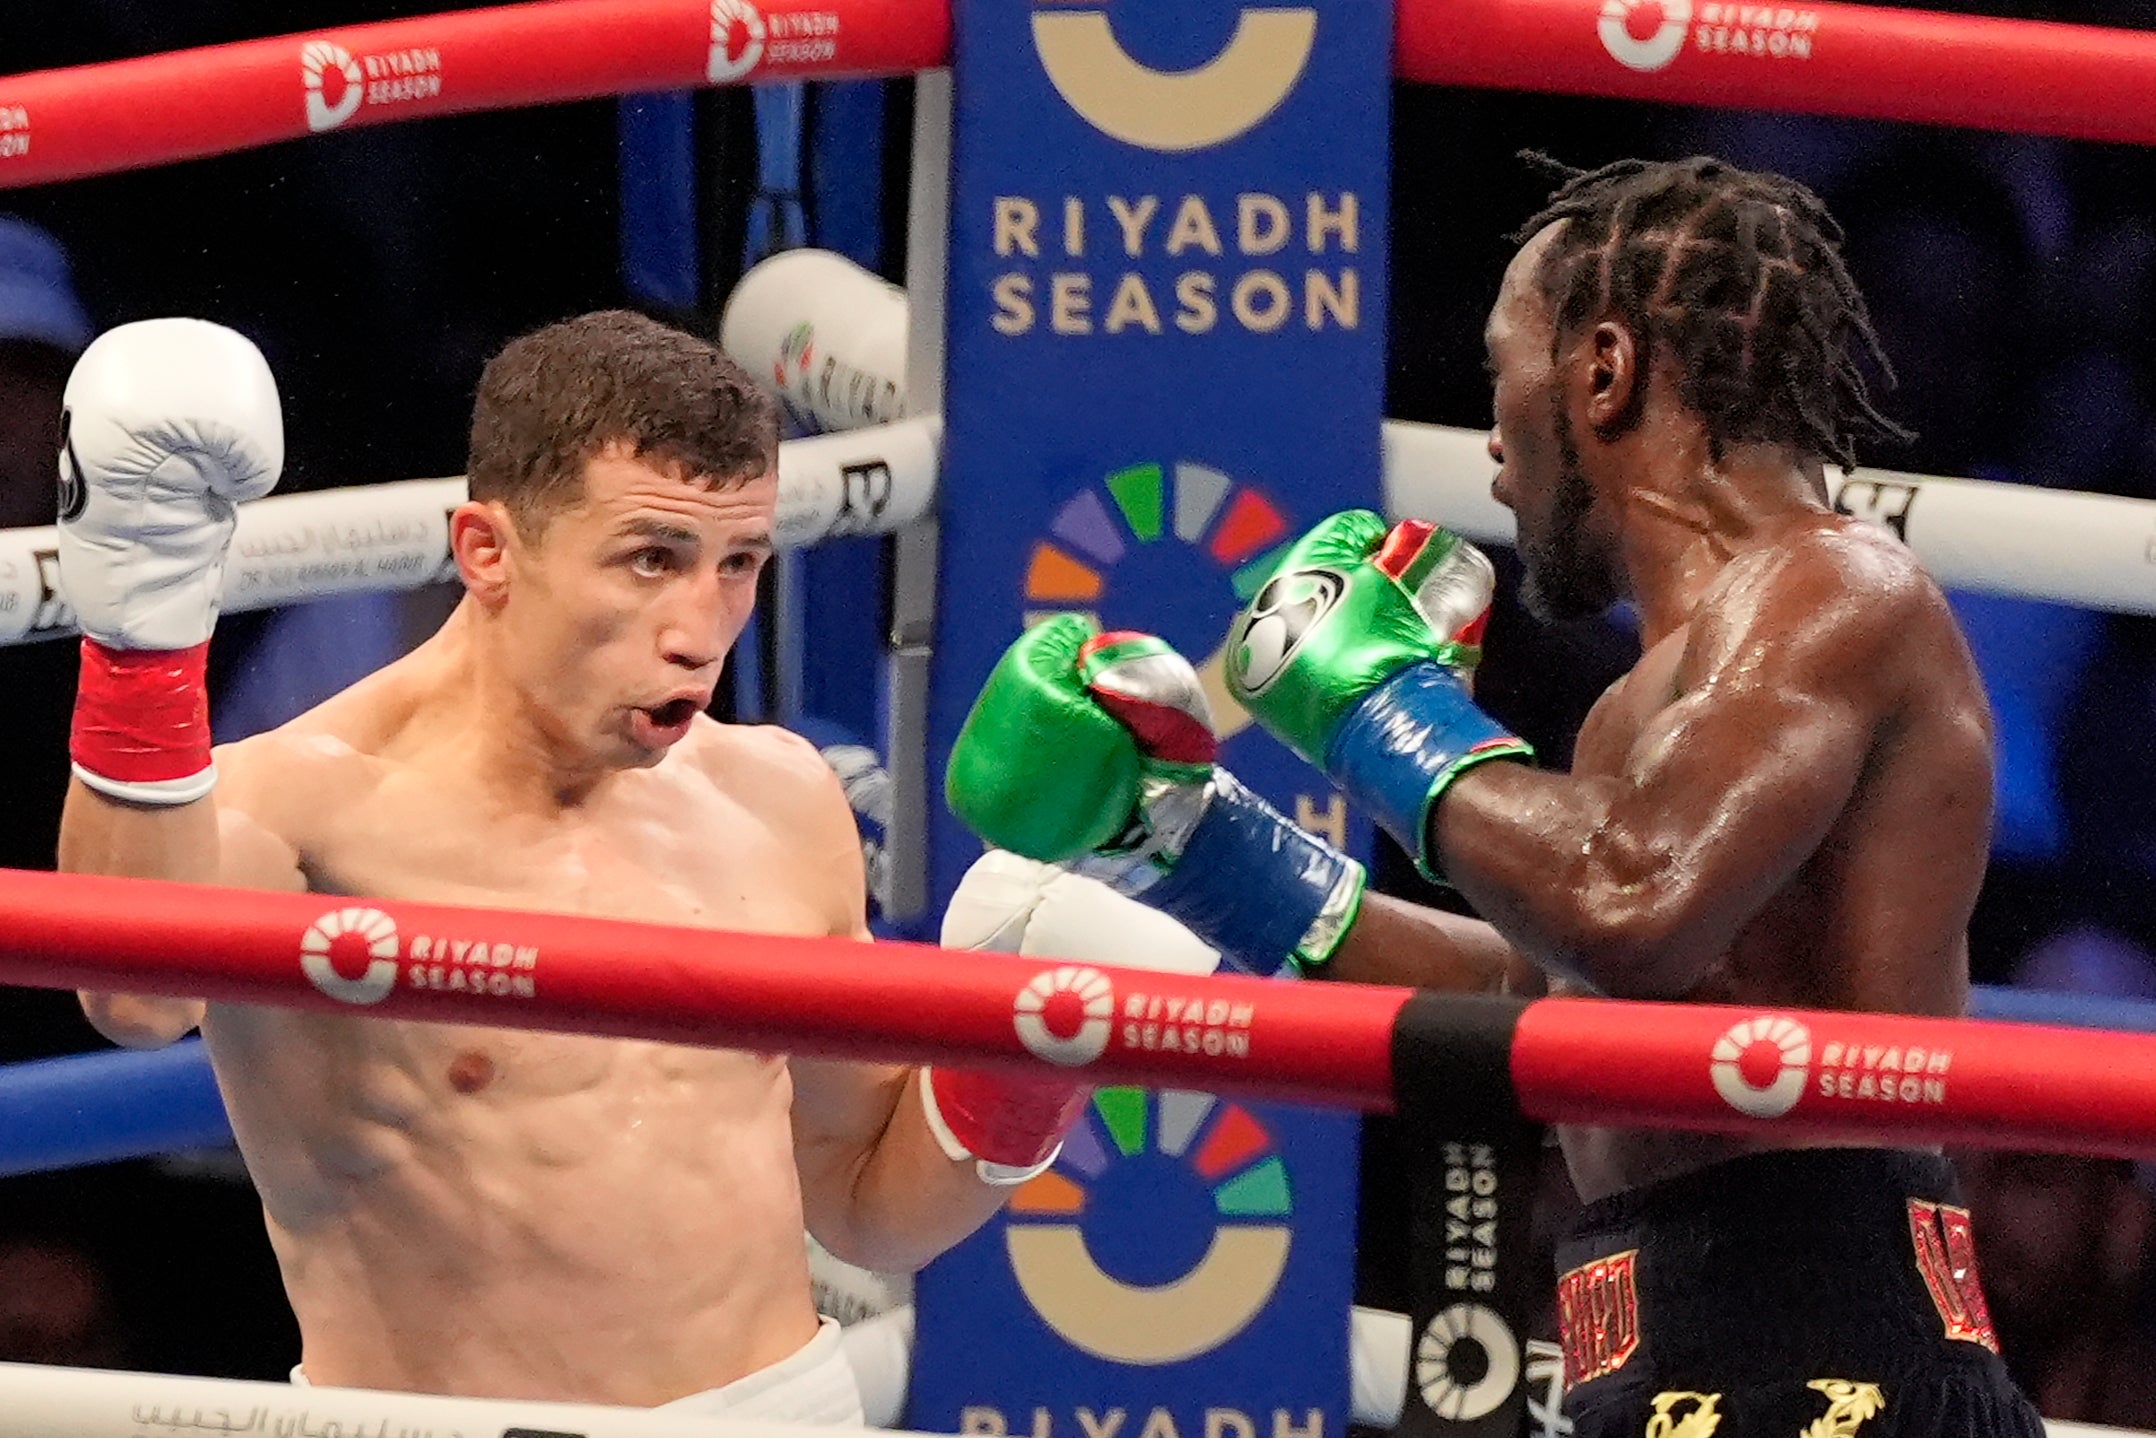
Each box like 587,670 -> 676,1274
78,991 -> 204,1048
1550,860 -> 1723,999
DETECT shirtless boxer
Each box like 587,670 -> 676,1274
58,311 -> 1177,1415
947,157 -> 2044,1437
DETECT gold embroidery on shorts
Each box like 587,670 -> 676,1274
1644,1391 -> 1722,1438
1799,1379 -> 1886,1438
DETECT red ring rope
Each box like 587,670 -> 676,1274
1398,0 -> 2156,147
0,0 -> 946,189
3,866 -> 2156,1159
6,0 -> 2156,190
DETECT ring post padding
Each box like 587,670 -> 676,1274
1390,993 -> 1540,1438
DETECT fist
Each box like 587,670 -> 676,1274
946,615 -> 1216,865
58,318 -> 283,651
1225,511 -> 1495,770
943,849 -> 1220,975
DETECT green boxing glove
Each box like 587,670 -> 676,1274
946,614 -> 1364,975
1224,510 -> 1534,880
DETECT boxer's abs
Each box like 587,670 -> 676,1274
201,1007 -> 823,1405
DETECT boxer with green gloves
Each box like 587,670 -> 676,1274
946,614 -> 1364,976
1223,510 -> 1534,880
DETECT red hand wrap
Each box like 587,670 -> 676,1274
927,1066 -> 1091,1170
71,639 -> 213,788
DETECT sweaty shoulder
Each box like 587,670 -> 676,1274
208,659 -> 428,853
1694,515 -> 1961,694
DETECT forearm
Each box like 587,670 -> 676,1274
62,778 -> 216,1046
808,1069 -> 1011,1273
1430,763 -> 1712,997
59,776 -> 222,882
1320,892 -> 1513,993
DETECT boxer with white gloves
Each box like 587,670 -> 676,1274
928,849 -> 1220,1180
59,311 -> 1191,1419
61,318 -> 281,806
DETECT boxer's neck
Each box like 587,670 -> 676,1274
1613,438 -> 1829,645
413,602 -> 631,814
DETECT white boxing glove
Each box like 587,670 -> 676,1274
59,319 -> 282,806
58,318 -> 283,652
916,851 -> 1221,1188
941,849 -> 1222,975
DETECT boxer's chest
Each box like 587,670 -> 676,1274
298,768 -> 831,940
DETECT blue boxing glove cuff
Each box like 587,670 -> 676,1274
1092,769 -> 1364,977
1323,661 -> 1533,883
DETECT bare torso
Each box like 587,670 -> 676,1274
200,633 -> 842,1403
1554,515 -> 1994,1200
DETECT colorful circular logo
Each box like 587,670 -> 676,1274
1024,461 -> 1294,740
1710,1014 -> 1811,1118
1006,1087 -> 1294,1364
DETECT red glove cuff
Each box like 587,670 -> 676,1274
71,638 -> 216,804
923,1066 -> 1090,1173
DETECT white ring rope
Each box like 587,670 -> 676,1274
0,408 -> 2133,649
0,416 -> 941,647
0,1349 -> 2132,1438
0,1358 -> 906,1438
1378,420 -> 2156,616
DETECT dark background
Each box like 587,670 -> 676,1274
2,0 -> 2156,1420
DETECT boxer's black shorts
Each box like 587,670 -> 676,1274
1555,1149 -> 2043,1438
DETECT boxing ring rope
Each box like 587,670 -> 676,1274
0,411 -> 2136,649
0,0 -> 946,188
1,865 -> 2156,1155
9,0 -> 2156,191
1397,0 -> 2156,146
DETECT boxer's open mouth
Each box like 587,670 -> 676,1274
645,697 -> 700,728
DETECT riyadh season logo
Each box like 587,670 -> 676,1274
1014,965 -> 1115,1066
301,906 -> 401,1006
1006,1088 -> 1294,1364
1710,1014 -> 1811,1118
301,41 -> 364,132
709,0 -> 768,83
1418,1303 -> 1523,1423
1031,1 -> 1318,152
1597,0 -> 1690,70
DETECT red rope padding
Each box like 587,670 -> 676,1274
1513,998 -> 2156,1157
0,0 -> 947,190
0,867 -> 1403,1110
6,864 -> 2156,1156
1399,0 -> 2156,147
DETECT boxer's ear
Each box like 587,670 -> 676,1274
1583,319 -> 1641,434
450,501 -> 516,602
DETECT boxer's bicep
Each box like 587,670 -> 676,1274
1440,538 -> 1904,996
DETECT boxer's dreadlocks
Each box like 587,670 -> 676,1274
1515,154 -> 1911,472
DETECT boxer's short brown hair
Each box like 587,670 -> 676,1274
467,309 -> 777,533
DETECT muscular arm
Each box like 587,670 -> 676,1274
64,740 -> 306,1047
1431,533 -> 1916,999
773,735 -> 1008,1272
1322,892 -> 1518,993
